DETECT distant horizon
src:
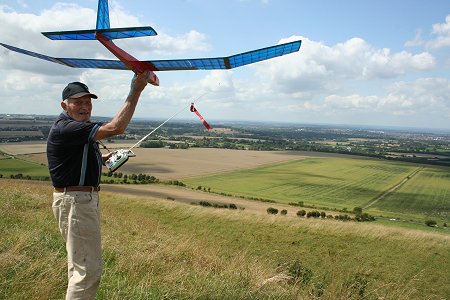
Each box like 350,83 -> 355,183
0,0 -> 449,130
2,112 -> 449,135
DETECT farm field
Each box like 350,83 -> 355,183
372,166 -> 450,221
0,157 -> 49,179
184,157 -> 450,223
1,179 -> 449,299
2,141 -> 331,179
0,141 -> 48,155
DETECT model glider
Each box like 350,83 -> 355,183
0,0 -> 301,86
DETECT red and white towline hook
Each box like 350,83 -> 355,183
190,103 -> 212,131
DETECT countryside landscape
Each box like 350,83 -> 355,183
1,114 -> 449,299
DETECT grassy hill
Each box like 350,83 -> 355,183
1,179 -> 449,299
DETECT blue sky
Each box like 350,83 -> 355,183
0,0 -> 449,130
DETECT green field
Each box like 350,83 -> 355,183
372,166 -> 450,221
184,157 -> 450,222
1,180 -> 449,299
0,156 -> 49,179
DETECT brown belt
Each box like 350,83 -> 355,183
54,186 -> 101,193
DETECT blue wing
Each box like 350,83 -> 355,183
0,40 -> 301,71
0,42 -> 68,66
150,40 -> 302,71
0,42 -> 126,68
42,27 -> 157,40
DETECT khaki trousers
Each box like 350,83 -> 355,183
53,191 -> 102,300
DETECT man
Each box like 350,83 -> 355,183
47,71 -> 151,299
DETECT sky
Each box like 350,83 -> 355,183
0,0 -> 449,130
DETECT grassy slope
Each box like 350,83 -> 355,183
1,179 -> 449,300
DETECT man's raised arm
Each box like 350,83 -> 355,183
94,71 -> 151,141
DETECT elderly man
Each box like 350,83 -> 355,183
47,71 -> 151,299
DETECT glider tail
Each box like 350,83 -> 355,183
42,0 -> 157,40
96,0 -> 110,30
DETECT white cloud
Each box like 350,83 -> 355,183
386,77 -> 450,111
405,30 -> 424,47
321,78 -> 450,117
143,30 -> 211,56
250,35 -> 435,102
405,15 -> 450,50
423,14 -> 450,49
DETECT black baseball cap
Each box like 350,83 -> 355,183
62,82 -> 98,100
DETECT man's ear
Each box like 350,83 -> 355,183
61,101 -> 67,111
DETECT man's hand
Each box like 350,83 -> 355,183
102,152 -> 113,164
130,71 -> 151,95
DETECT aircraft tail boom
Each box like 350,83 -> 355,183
96,32 -> 160,86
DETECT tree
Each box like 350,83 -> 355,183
307,210 -> 320,218
425,220 -> 437,227
297,210 -> 306,217
267,207 -> 278,215
353,207 -> 363,215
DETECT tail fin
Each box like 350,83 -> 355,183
96,0 -> 110,30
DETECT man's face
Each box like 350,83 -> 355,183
62,95 -> 93,122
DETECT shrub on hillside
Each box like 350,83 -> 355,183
306,210 -> 321,218
280,209 -> 287,215
335,214 -> 352,221
353,206 -> 363,215
296,210 -> 306,217
229,203 -> 238,209
425,220 -> 437,227
199,201 -> 212,207
355,213 -> 376,222
287,259 -> 313,285
344,273 -> 370,298
267,207 -> 278,215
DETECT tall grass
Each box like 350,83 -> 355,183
1,179 -> 449,299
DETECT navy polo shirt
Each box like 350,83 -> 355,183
47,112 -> 103,188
